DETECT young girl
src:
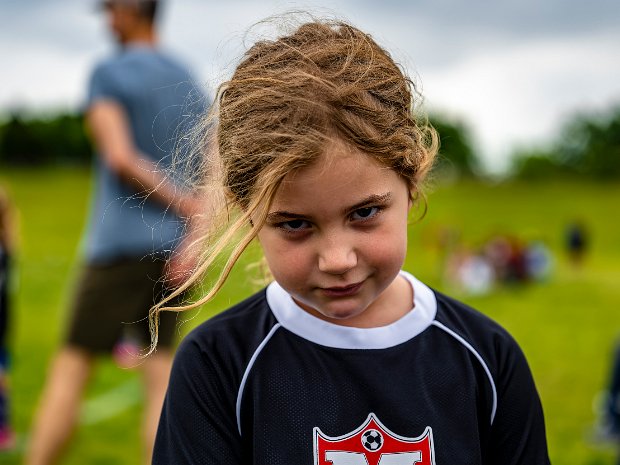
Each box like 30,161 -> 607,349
152,18 -> 550,465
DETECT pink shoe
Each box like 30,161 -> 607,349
0,426 -> 15,451
112,340 -> 142,369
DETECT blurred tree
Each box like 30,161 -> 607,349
0,112 -> 92,166
513,105 -> 620,180
429,115 -> 480,179
511,150 -> 567,181
555,108 -> 620,179
0,115 -> 45,165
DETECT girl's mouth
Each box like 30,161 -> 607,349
320,281 -> 364,297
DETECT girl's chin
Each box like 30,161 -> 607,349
319,309 -> 364,323
297,300 -> 369,325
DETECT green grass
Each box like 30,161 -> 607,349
1,168 -> 619,464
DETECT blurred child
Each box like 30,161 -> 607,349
151,18 -> 550,464
565,220 -> 589,267
0,185 -> 16,450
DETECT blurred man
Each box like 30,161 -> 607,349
26,1 -> 206,463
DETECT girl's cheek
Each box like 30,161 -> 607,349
282,247 -> 312,271
264,238 -> 312,271
367,228 -> 408,266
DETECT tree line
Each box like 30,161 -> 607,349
0,113 -> 93,166
0,106 -> 618,180
0,111 -> 480,174
511,105 -> 620,180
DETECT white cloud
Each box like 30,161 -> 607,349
423,31 -> 620,171
1,44 -> 88,110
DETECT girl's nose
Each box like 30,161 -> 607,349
317,238 -> 357,275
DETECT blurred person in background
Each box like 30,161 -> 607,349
524,238 -> 552,282
25,1 -> 206,464
607,342 -> 620,465
565,219 -> 589,267
590,339 -> 620,463
0,185 -> 17,451
604,342 -> 620,443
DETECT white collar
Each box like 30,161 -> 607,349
265,271 -> 437,350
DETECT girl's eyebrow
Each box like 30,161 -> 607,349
344,192 -> 392,214
266,211 -> 310,222
266,192 -> 393,222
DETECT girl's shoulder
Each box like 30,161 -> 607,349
431,289 -> 530,380
400,271 -> 518,357
433,290 -> 513,340
187,286 -> 275,335
174,287 -> 279,366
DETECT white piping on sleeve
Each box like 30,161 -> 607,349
431,320 -> 498,425
236,323 -> 282,436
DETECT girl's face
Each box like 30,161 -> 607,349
257,139 -> 413,328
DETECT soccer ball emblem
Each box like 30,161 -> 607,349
361,429 -> 383,451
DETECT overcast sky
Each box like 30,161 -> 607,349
2,0 -> 619,172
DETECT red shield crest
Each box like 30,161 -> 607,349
314,413 -> 435,465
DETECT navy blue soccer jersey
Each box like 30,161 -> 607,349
153,272 -> 550,464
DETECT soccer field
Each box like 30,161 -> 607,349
1,167 -> 619,464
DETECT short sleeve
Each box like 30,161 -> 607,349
86,63 -> 121,108
487,335 -> 550,464
152,336 -> 243,465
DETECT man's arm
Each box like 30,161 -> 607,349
86,99 -> 199,218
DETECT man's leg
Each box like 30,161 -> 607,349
25,346 -> 93,465
140,349 -> 173,465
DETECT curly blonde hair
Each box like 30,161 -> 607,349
149,17 -> 438,350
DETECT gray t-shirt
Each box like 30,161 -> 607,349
83,45 -> 205,263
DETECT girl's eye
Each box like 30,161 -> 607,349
279,219 -> 310,232
351,206 -> 380,221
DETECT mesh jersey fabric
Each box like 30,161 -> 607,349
153,272 -> 549,465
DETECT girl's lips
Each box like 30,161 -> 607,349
320,281 -> 364,297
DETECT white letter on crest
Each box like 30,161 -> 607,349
324,451 -> 368,465
378,452 -> 423,465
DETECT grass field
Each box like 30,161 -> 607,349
0,167 -> 619,464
